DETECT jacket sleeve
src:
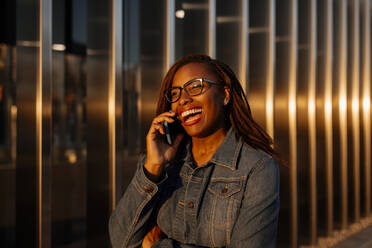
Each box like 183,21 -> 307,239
152,238 -> 209,247
109,155 -> 168,248
228,157 -> 280,248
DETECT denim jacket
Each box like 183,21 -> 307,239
109,128 -> 279,248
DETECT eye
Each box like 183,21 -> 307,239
170,89 -> 178,96
187,81 -> 203,94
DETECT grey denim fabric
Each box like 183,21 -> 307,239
109,128 -> 280,248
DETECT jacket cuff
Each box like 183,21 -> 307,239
133,155 -> 168,198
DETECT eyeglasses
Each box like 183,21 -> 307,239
165,78 -> 219,103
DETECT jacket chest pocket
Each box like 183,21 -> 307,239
207,178 -> 243,247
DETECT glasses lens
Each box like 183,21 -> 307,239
185,79 -> 203,96
166,88 -> 180,102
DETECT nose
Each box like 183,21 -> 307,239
178,88 -> 193,106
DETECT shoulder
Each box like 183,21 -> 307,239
237,143 -> 278,178
237,144 -> 279,203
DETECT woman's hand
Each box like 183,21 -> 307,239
145,111 -> 184,181
142,225 -> 165,248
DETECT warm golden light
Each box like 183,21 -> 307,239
352,98 -> 359,113
52,44 -> 66,51
289,97 -> 296,117
339,96 -> 347,113
309,98 -> 315,116
363,97 -> 370,112
325,99 -> 332,116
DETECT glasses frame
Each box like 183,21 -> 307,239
164,78 -> 219,103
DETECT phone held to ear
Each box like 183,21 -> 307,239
163,120 -> 172,145
163,110 -> 175,145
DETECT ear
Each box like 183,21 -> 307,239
223,86 -> 230,105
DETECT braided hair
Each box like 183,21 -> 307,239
156,54 -> 282,164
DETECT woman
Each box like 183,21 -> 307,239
109,55 -> 280,248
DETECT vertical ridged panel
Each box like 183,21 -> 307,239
297,0 -> 317,244
208,0 -> 216,57
347,0 -> 360,223
267,0 -> 275,138
38,0 -> 52,246
86,0 -> 111,246
240,0 -> 248,92
361,0 -> 371,217
308,0 -> 317,243
325,0 -> 334,235
166,0 -> 175,70
288,1 -> 298,246
110,0 -> 123,210
274,0 -> 297,246
15,0 -> 40,246
333,0 -> 348,230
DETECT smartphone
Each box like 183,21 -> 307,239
163,120 -> 173,145
164,110 -> 179,145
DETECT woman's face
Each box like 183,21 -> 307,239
170,62 -> 230,138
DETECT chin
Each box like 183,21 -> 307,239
183,124 -> 218,138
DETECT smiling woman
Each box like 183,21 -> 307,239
109,54 -> 281,248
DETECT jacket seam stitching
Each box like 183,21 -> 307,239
122,197 -> 151,248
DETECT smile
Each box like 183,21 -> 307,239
180,107 -> 203,126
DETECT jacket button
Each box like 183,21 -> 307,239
143,185 -> 153,193
187,202 -> 194,208
221,184 -> 228,193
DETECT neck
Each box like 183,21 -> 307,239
191,127 -> 228,166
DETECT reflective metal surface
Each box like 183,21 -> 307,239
2,1 -> 372,247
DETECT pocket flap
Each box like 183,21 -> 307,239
208,178 -> 242,198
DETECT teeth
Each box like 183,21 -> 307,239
181,108 -> 202,118
185,115 -> 200,123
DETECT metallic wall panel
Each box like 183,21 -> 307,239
166,0 -> 176,70
360,0 -> 371,218
208,0 -> 216,57
175,0 -> 209,58
247,0 -> 274,136
15,0 -> 52,246
216,0 -> 242,80
347,0 -> 361,224
110,0 -> 123,211
38,0 -> 53,247
297,0 -> 317,245
315,0 -> 334,238
275,0 -> 298,247
267,0 -> 275,138
332,0 -> 348,230
239,0 -> 248,91
86,0 -> 112,246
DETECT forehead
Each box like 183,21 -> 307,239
172,62 -> 219,87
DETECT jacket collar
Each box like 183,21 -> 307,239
210,127 -> 242,170
183,127 -> 243,170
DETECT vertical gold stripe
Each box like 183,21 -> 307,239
325,0 -> 334,234
351,0 -> 360,222
239,0 -> 248,93
308,0 -> 317,243
208,0 -> 216,58
109,0 -> 122,211
362,0 -> 371,217
289,0 -> 297,247
37,0 -> 43,246
266,0 -> 275,138
339,0 -> 348,228
166,0 -> 175,71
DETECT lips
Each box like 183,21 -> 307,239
179,106 -> 203,126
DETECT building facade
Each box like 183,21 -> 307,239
1,0 -> 372,247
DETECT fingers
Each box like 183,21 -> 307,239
151,116 -> 174,125
149,112 -> 176,136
